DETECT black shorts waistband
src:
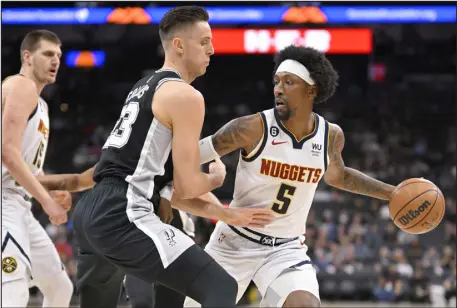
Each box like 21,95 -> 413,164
96,177 -> 161,210
228,225 -> 298,247
97,177 -> 128,186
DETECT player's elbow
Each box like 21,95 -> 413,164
173,173 -> 207,199
323,169 -> 345,188
172,179 -> 196,199
1,143 -> 18,168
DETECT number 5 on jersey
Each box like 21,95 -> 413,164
271,183 -> 296,214
103,102 -> 140,149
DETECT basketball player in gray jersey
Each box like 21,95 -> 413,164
45,6 -> 274,308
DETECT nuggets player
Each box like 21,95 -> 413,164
1,30 -> 73,307
189,46 -> 400,307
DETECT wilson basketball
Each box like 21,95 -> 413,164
389,178 -> 445,234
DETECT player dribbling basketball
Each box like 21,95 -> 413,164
187,45 -> 445,307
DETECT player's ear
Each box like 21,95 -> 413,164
172,37 -> 184,55
308,85 -> 317,100
22,50 -> 32,66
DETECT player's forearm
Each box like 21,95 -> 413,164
330,167 -> 395,200
174,172 -> 223,199
171,193 -> 227,221
37,174 -> 79,192
37,167 -> 95,192
2,146 -> 53,204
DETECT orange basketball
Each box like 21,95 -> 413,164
389,178 -> 445,234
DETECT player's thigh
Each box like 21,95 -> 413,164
78,180 -> 194,283
1,197 -> 33,284
28,216 -> 66,284
72,210 -> 125,307
205,222 -> 265,301
108,212 -> 196,286
254,244 -> 320,307
76,249 -> 125,308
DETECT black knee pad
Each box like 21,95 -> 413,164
187,260 -> 237,307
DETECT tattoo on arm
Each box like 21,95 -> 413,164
342,168 -> 394,200
211,114 -> 262,156
325,123 -> 395,200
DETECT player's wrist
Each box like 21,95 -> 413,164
217,207 -> 232,223
36,187 -> 54,203
209,173 -> 225,189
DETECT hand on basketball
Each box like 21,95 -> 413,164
158,197 -> 174,224
209,157 -> 226,186
42,197 -> 68,225
50,190 -> 72,211
222,208 -> 275,228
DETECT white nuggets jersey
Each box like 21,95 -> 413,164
230,108 -> 329,238
1,98 -> 50,200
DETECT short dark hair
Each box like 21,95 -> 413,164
159,6 -> 209,41
274,45 -> 339,104
20,29 -> 61,62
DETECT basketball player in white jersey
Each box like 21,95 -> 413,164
189,45 -> 398,307
1,30 -> 74,307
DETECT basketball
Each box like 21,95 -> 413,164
389,178 -> 445,234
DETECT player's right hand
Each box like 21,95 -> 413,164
42,198 -> 68,225
223,208 -> 275,228
50,190 -> 72,211
209,157 -> 226,187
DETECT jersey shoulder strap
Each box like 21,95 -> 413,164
147,69 -> 183,91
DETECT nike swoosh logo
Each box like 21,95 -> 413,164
272,140 -> 288,145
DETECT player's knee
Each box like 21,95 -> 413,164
1,279 -> 30,307
38,270 -> 73,306
283,290 -> 320,308
58,271 -> 74,299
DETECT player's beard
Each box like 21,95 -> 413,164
275,104 -> 291,121
32,66 -> 48,84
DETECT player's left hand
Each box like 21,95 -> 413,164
50,190 -> 72,211
158,197 -> 174,224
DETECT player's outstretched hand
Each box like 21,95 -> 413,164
42,197 -> 68,225
209,157 -> 226,187
50,190 -> 72,211
223,208 -> 275,228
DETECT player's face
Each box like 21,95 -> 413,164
181,21 -> 214,77
27,40 -> 61,84
273,72 -> 309,120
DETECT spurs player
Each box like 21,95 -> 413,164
1,30 -> 73,307
37,155 -> 273,308
189,46 -> 398,307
